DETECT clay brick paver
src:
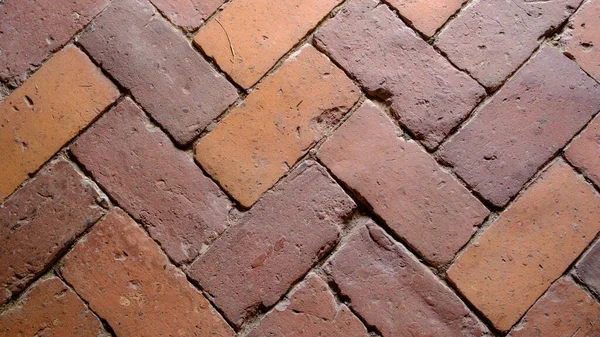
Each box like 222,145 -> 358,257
188,162 -> 355,327
508,278 -> 600,337
319,100 -> 488,266
247,274 -> 368,337
436,0 -> 581,89
439,47 -> 600,207
315,0 -> 485,149
0,45 -> 119,201
566,114 -> 600,187
0,276 -> 108,336
71,98 -> 231,265
78,0 -> 238,145
194,0 -> 342,88
60,209 -> 234,337
327,223 -> 487,337
195,45 -> 359,208
387,0 -> 466,37
561,0 -> 600,81
150,0 -> 226,31
574,240 -> 600,298
448,159 -> 600,331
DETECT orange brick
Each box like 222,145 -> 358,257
561,0 -> 600,81
565,114 -> 600,187
195,45 -> 359,207
194,0 -> 342,88
0,45 -> 119,201
387,0 -> 466,37
447,159 -> 600,332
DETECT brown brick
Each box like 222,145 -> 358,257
436,0 -> 580,89
0,158 -> 105,305
247,274 -> 368,337
315,0 -> 484,149
78,0 -> 237,145
195,45 -> 359,207
0,276 -> 108,336
194,0 -> 342,88
439,47 -> 600,207
326,223 -> 487,336
0,0 -> 110,86
0,45 -> 119,201
387,0 -> 466,37
319,100 -> 488,266
508,278 -> 600,337
447,159 -> 600,331
566,114 -> 600,187
150,0 -> 226,31
71,98 -> 231,264
574,240 -> 600,298
561,0 -> 600,81
60,209 -> 234,337
188,162 -> 355,327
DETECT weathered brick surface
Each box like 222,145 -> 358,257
387,0 -> 466,37
439,47 -> 600,207
0,158 -> 105,305
566,114 -> 600,187
0,0 -> 110,86
0,276 -> 108,337
194,0 -> 342,88
188,162 -> 355,327
315,0 -> 484,149
448,159 -> 600,331
71,98 -> 231,264
561,0 -> 600,81
247,274 -> 368,337
78,0 -> 237,145
436,0 -> 581,89
0,45 -> 119,201
574,240 -> 600,298
508,278 -> 600,337
150,0 -> 226,31
195,45 -> 359,207
326,223 -> 487,337
60,210 -> 234,337
319,100 -> 488,266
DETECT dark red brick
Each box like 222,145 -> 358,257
150,0 -> 226,31
71,98 -> 231,264
78,0 -> 238,145
439,47 -> 600,207
314,0 -> 484,149
574,240 -> 600,299
187,161 -> 355,327
0,158 -> 105,305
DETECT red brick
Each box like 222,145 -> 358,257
78,0 -> 237,145
574,240 -> 600,298
60,209 -> 234,337
0,158 -> 105,305
195,45 -> 359,208
326,223 -> 487,337
0,276 -> 108,336
436,0 -> 581,89
0,45 -> 119,201
194,0 -> 342,88
319,100 -> 488,266
150,0 -> 226,31
315,0 -> 484,149
0,0 -> 110,86
247,274 -> 368,337
387,0 -> 466,37
447,159 -> 600,331
439,47 -> 600,207
566,114 -> 600,187
561,0 -> 600,81
187,162 -> 355,327
508,278 -> 600,337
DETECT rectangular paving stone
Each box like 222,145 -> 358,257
573,239 -> 600,299
195,45 -> 359,208
150,0 -> 226,31
78,0 -> 238,145
71,98 -> 231,264
436,0 -> 581,89
194,0 -> 342,88
326,223 -> 487,337
447,159 -> 600,332
566,106 -> 600,188
439,46 -> 600,207
0,45 -> 119,201
187,161 -> 356,327
319,100 -> 488,266
560,0 -> 600,81
315,0 -> 485,149
0,158 -> 105,305
386,0 -> 466,37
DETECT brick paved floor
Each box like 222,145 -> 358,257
1,0 -> 599,336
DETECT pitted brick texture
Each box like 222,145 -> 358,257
560,0 -> 600,81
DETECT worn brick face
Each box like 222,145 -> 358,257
78,0 -> 237,145
150,0 -> 226,31
565,115 -> 600,188
561,0 -> 600,81
60,210 -> 234,337
439,47 -> 600,207
0,45 -> 119,201
448,159 -> 600,331
195,45 -> 359,208
387,0 -> 466,37
188,162 -> 355,327
574,240 -> 600,298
